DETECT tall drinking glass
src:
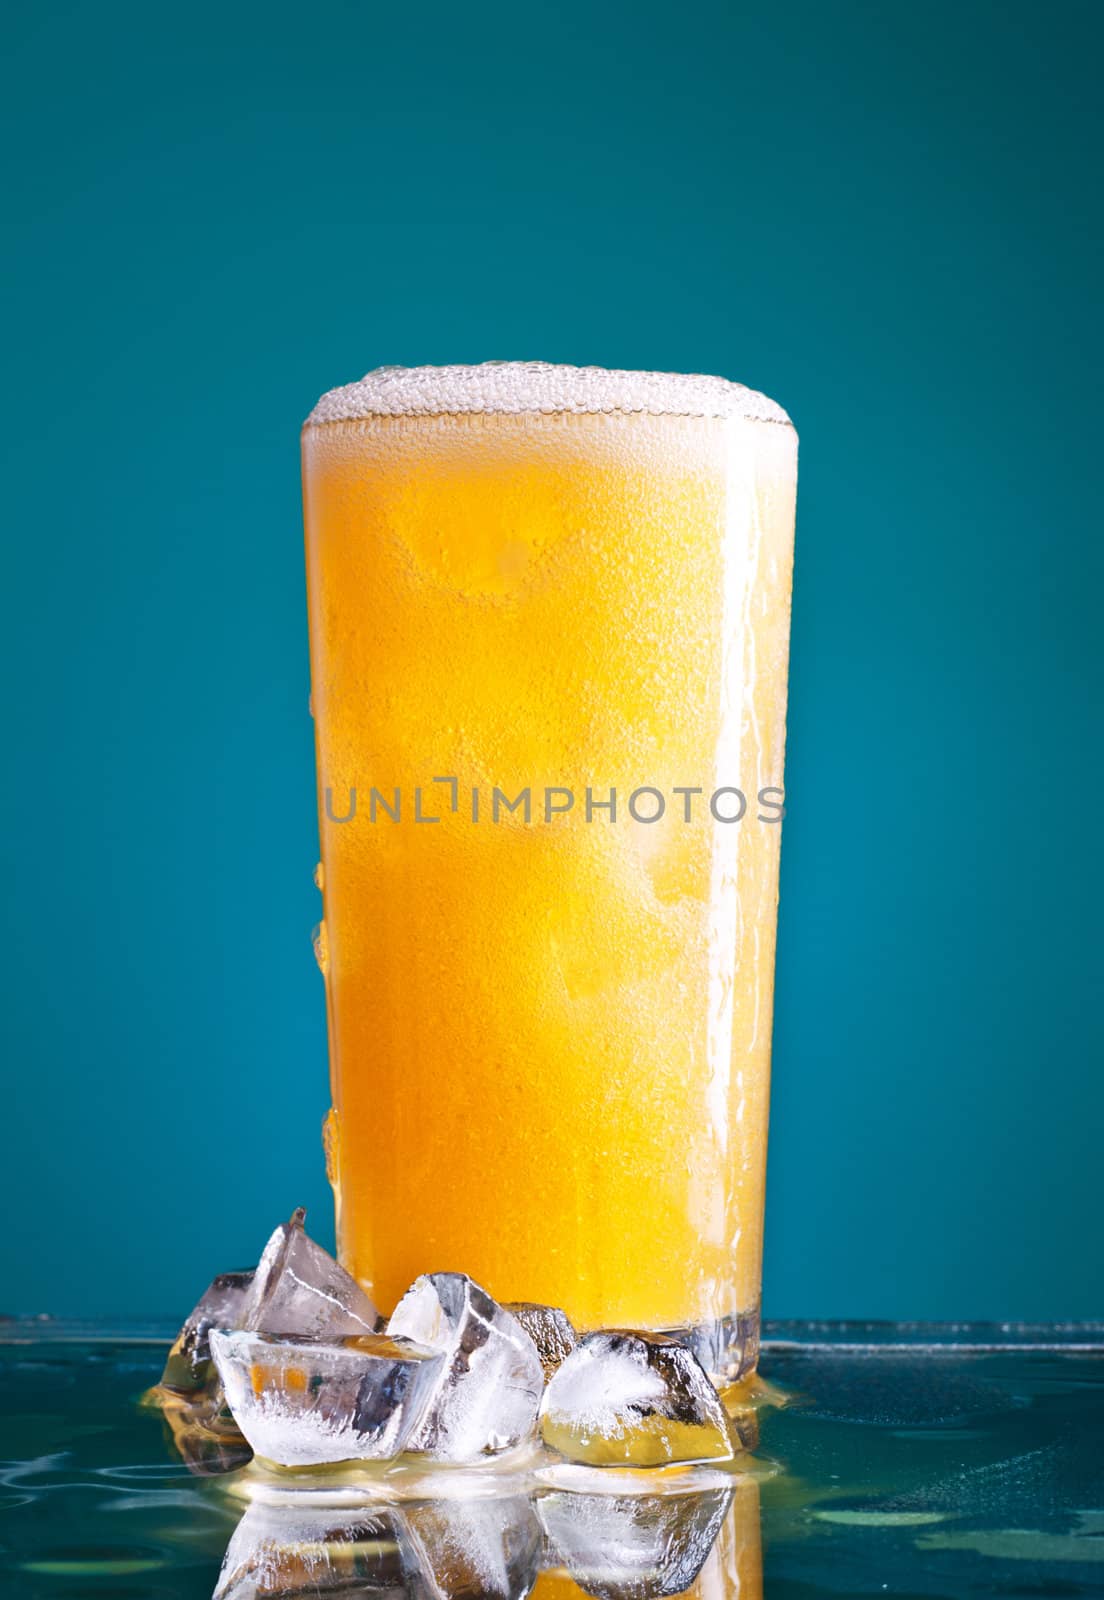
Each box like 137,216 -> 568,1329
302,363 -> 797,1380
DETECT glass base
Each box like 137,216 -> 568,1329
659,1308 -> 761,1385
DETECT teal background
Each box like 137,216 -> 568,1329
2,0 -> 1100,1321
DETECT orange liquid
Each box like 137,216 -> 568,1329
302,404 -> 796,1335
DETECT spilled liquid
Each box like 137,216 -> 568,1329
2,1327 -> 1103,1598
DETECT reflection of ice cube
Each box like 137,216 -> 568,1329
211,1329 -> 445,1466
400,1495 -> 543,1600
160,1270 -> 255,1395
242,1208 -> 378,1338
539,1332 -> 733,1467
504,1303 -> 577,1382
157,1391 -> 254,1476
217,1495 -> 542,1600
537,1487 -> 733,1600
215,1499 -> 407,1600
389,1274 -> 544,1462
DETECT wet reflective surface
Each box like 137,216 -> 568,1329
2,1324 -> 1102,1598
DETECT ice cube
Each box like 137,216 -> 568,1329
539,1332 -> 734,1467
537,1486 -> 733,1600
159,1270 -> 254,1396
242,1208 -> 379,1338
215,1499 -> 407,1600
210,1328 -> 445,1466
399,1494 -> 543,1600
388,1273 -> 544,1461
503,1303 -> 577,1382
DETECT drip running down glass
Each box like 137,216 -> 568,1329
301,362 -> 797,1380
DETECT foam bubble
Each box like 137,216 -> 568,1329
305,362 -> 791,427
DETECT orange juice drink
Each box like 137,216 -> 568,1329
302,363 -> 796,1378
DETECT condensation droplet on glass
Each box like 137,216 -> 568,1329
312,920 -> 329,976
313,860 -> 324,892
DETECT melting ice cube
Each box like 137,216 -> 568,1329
388,1273 -> 544,1461
242,1208 -> 378,1338
503,1303 -> 577,1382
537,1486 -> 733,1600
210,1328 -> 445,1466
539,1331 -> 734,1467
159,1270 -> 255,1396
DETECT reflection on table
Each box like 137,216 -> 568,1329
214,1473 -> 762,1600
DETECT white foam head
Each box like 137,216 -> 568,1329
305,362 -> 791,427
